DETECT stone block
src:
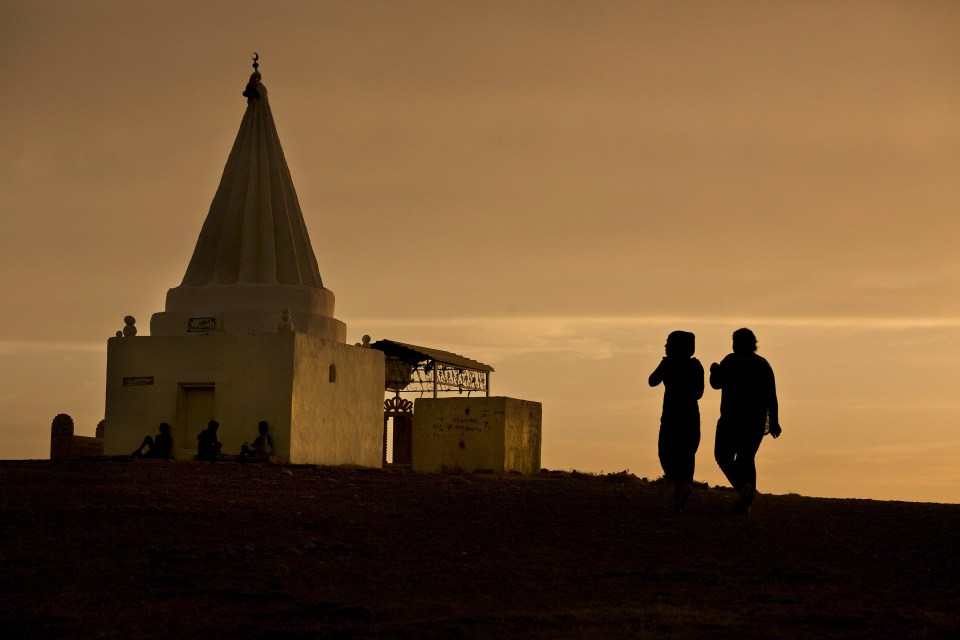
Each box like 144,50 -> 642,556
412,397 -> 542,474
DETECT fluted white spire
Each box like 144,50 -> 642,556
182,74 -> 322,287
150,65 -> 346,342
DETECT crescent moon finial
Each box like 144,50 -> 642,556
252,52 -> 260,72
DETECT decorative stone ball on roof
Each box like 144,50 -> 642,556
122,316 -> 137,337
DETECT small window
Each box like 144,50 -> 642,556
328,363 -> 337,383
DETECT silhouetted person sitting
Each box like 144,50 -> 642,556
649,330 -> 704,512
710,328 -> 781,515
196,419 -> 223,461
239,421 -> 273,462
132,422 -> 173,459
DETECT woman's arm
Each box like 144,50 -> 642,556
709,361 -> 724,390
649,359 -> 667,387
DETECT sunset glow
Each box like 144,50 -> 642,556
3,1 -> 958,502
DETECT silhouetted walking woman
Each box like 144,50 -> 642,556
649,330 -> 704,512
710,328 -> 781,515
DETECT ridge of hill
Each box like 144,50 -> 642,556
1,461 -> 957,638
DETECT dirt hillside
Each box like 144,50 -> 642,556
1,460 -> 957,639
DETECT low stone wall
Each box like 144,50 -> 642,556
50,414 -> 104,460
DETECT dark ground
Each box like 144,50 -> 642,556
1,460 -> 958,639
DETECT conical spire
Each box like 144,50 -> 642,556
181,65 -> 322,288
150,60 -> 346,342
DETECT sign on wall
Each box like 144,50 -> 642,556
188,317 -> 217,333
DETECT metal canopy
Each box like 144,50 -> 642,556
370,339 -> 494,397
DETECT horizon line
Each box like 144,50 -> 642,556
349,313 -> 960,330
4,313 -> 960,354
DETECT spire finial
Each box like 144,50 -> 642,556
244,53 -> 263,104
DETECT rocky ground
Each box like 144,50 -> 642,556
1,460 -> 958,639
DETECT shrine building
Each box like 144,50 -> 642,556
101,59 -> 541,473
102,63 -> 384,465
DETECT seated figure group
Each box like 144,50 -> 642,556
132,419 -> 273,462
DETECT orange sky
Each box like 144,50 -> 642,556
3,1 -> 959,502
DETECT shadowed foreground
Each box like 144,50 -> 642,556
1,461 -> 957,639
